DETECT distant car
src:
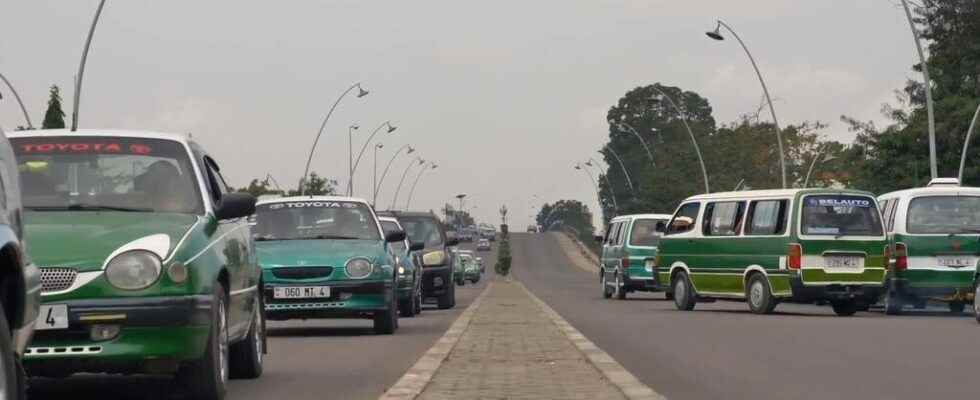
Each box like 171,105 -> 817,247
476,239 -> 491,251
454,250 -> 480,285
527,225 -> 538,233
381,211 -> 459,309
476,257 -> 485,273
0,126 -> 41,398
380,216 -> 425,318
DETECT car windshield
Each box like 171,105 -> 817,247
459,254 -> 473,267
253,201 -> 380,241
11,136 -> 203,214
629,219 -> 666,247
380,220 -> 408,252
399,216 -> 445,247
907,196 -> 980,234
801,195 -> 883,236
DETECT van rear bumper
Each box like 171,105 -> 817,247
889,278 -> 973,302
789,277 -> 883,304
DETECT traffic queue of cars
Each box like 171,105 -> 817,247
0,128 -> 489,399
599,181 -> 980,321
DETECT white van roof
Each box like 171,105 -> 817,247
610,213 -> 672,223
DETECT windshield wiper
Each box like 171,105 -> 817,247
27,204 -> 152,212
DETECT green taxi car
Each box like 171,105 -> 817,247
657,189 -> 887,316
11,130 -> 264,399
454,250 -> 479,285
379,216 -> 424,317
878,179 -> 980,314
598,214 -> 671,299
253,196 -> 404,334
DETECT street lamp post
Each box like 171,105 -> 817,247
600,147 -> 636,196
0,72 -> 33,129
349,121 -> 397,196
803,146 -> 837,188
583,161 -> 618,212
707,19 -> 786,189
300,82 -> 369,195
651,86 -> 710,193
611,121 -> 655,165
263,173 -> 284,195
347,124 -> 360,196
71,0 -> 107,132
575,164 -> 606,218
406,163 -> 437,209
957,103 -> 980,183
375,144 -> 414,206
373,143 -> 384,205
390,157 -> 424,210
900,0 -> 937,180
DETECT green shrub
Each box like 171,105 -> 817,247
495,237 -> 512,276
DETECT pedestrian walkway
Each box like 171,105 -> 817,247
416,279 -> 627,400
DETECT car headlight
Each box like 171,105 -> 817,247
398,266 -> 406,275
105,250 -> 162,290
645,259 -> 655,271
346,258 -> 374,279
422,250 -> 446,267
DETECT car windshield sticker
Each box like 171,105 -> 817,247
267,201 -> 359,210
806,197 -> 871,208
17,142 -> 154,155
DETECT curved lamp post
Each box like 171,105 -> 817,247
707,19 -> 786,189
405,163 -> 438,209
900,0 -> 937,180
300,82 -> 369,195
575,163 -> 609,216
390,156 -> 424,210
651,86 -> 710,193
349,121 -> 397,195
71,0 -> 107,132
957,103 -> 980,183
0,72 -> 33,129
375,144 -> 415,206
263,173 -> 284,195
599,147 -> 636,196
803,146 -> 837,188
372,143 -> 384,205
611,120 -> 654,165
584,159 -> 618,212
347,123 -> 360,195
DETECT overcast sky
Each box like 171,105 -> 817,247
1,0 -> 919,226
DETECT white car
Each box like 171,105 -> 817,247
476,239 -> 491,251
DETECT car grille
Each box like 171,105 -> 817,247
40,268 -> 78,293
271,267 -> 334,280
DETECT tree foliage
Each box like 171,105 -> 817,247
42,85 -> 66,130
535,200 -> 594,238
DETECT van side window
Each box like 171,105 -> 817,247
703,201 -> 745,236
745,199 -> 788,235
616,221 -> 630,245
881,199 -> 898,232
667,202 -> 700,235
603,223 -> 616,244
606,222 -> 620,245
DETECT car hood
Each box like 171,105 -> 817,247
25,211 -> 200,272
257,239 -> 385,268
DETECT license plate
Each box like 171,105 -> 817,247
937,256 -> 974,268
824,256 -> 863,269
273,286 -> 330,299
35,304 -> 68,330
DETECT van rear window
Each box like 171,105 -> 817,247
907,196 -> 980,234
629,219 -> 666,247
801,195 -> 883,236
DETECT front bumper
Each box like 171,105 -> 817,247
263,280 -> 393,320
421,265 -> 453,296
24,295 -> 212,376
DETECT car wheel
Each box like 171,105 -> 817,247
438,274 -> 455,310
884,289 -> 903,315
672,272 -> 697,311
229,297 -> 265,379
831,300 -> 858,317
414,284 -> 423,315
746,273 -> 776,314
949,301 -> 966,314
0,303 -> 20,400
975,284 -> 980,323
178,283 -> 229,400
600,270 -> 613,299
374,290 -> 398,335
614,272 -> 627,300
399,297 -> 416,318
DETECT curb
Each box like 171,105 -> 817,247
560,231 -> 599,265
378,281 -> 494,400
519,281 -> 667,400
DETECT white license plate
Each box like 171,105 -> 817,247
824,256 -> 863,269
35,304 -> 68,330
273,286 -> 330,299
937,256 -> 974,267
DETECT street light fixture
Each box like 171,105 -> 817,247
375,144 -> 414,206
599,148 -> 636,196
803,146 -> 838,188
71,0 -> 107,132
390,156 -> 424,210
583,160 -> 618,212
957,103 -> 980,183
349,121 -> 397,196
347,123 -> 360,196
300,82 -> 369,195
0,72 -> 33,129
575,164 -> 605,218
706,19 -> 786,189
900,0 -> 937,180
610,120 -> 655,165
650,86 -> 710,193
406,163 -> 438,209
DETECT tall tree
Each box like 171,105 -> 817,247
536,200 -> 595,240
42,85 -> 66,129
288,172 -> 337,196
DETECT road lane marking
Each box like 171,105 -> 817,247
379,281 -> 494,400
519,281 -> 666,400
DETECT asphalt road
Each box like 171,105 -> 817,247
511,232 -> 980,400
27,243 -> 495,400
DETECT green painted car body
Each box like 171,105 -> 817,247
657,189 -> 887,316
11,130 -> 262,381
599,214 -> 671,299
379,216 -> 423,317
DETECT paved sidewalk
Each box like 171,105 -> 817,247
417,279 -> 626,400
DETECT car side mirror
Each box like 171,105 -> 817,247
655,221 -> 667,233
385,230 -> 407,243
410,242 -> 425,251
216,193 -> 256,220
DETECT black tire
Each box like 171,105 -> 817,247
745,273 -> 776,314
229,297 -> 265,380
374,290 -> 398,335
884,289 -> 903,315
664,291 -> 674,300
414,282 -> 423,315
831,300 -> 858,317
0,303 -> 20,400
614,272 -> 627,300
949,301 -> 966,314
600,270 -> 613,299
975,284 -> 980,323
672,272 -> 697,311
438,274 -> 456,310
399,297 -> 416,318
178,283 -> 229,400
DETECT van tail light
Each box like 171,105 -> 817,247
788,243 -> 802,270
894,243 -> 908,271
621,257 -> 630,268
